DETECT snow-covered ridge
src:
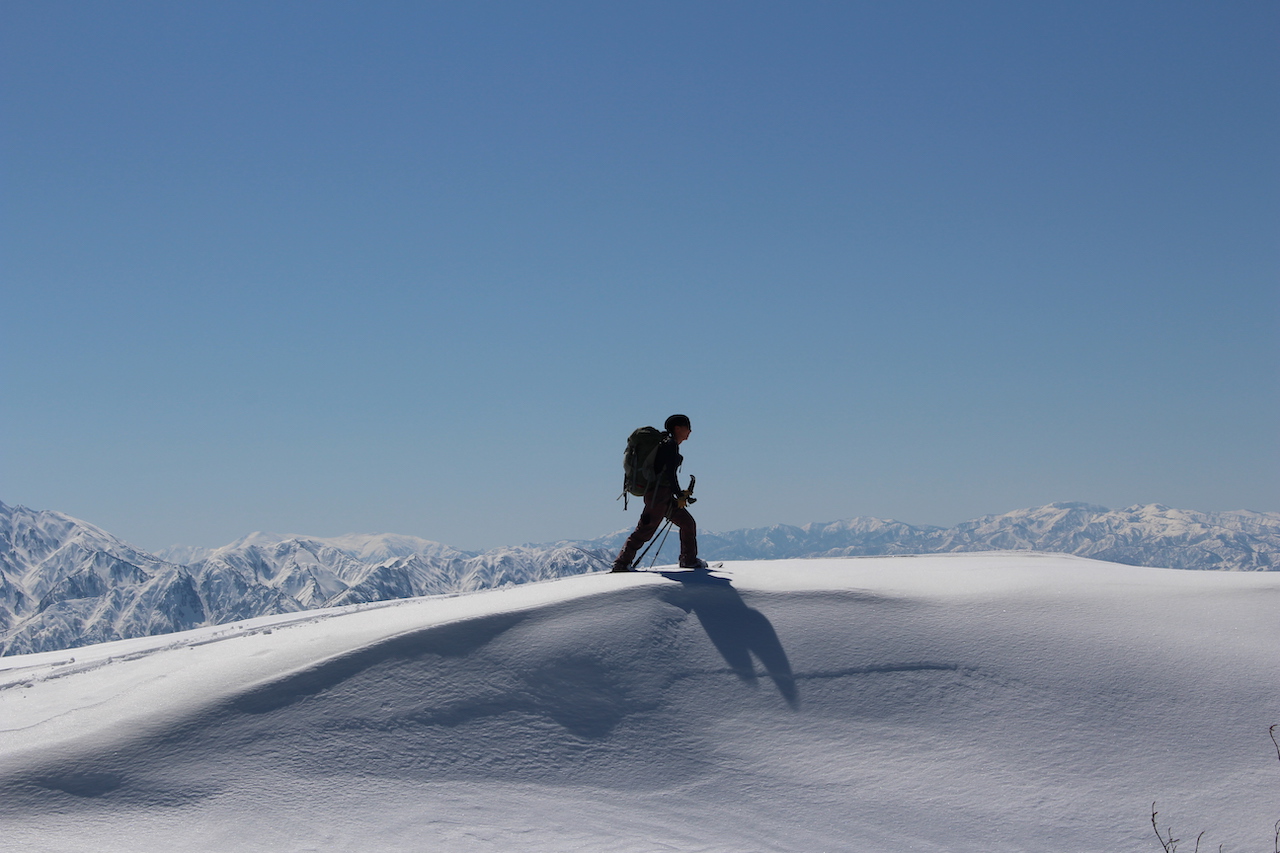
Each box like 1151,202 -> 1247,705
158,530 -> 471,566
0,501 -> 608,655
2,499 -> 1277,655
688,501 -> 1280,570
2,555 -> 1277,851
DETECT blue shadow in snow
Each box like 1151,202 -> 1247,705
658,569 -> 798,709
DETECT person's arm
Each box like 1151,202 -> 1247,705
654,440 -> 682,492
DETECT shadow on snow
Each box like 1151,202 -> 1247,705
657,568 -> 798,708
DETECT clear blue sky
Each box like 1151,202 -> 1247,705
3,1 -> 1277,553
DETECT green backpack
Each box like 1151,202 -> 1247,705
621,426 -> 669,504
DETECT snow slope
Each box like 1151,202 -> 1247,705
1,554 -> 1277,852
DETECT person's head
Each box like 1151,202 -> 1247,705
664,414 -> 692,443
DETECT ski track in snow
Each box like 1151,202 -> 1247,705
0,553 -> 1278,853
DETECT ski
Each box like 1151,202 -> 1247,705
607,562 -> 726,575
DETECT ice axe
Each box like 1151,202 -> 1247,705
680,475 -> 697,507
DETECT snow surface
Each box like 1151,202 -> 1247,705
1,553 -> 1277,852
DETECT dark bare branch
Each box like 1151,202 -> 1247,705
1152,803 -> 1179,853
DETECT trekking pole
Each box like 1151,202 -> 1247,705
647,519 -> 675,570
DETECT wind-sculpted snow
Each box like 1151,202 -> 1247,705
2,499 -> 1278,655
0,556 -> 1276,852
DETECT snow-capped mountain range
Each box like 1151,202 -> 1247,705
2,499 -> 1276,655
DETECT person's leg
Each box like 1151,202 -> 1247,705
670,507 -> 701,567
613,491 -> 671,570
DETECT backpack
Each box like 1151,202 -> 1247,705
621,426 -> 668,504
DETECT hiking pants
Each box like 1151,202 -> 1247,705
614,486 -> 698,569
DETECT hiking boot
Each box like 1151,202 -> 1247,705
679,558 -> 708,569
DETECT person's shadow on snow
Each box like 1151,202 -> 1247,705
659,569 -> 798,709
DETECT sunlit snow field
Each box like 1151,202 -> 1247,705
2,553 -> 1277,852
